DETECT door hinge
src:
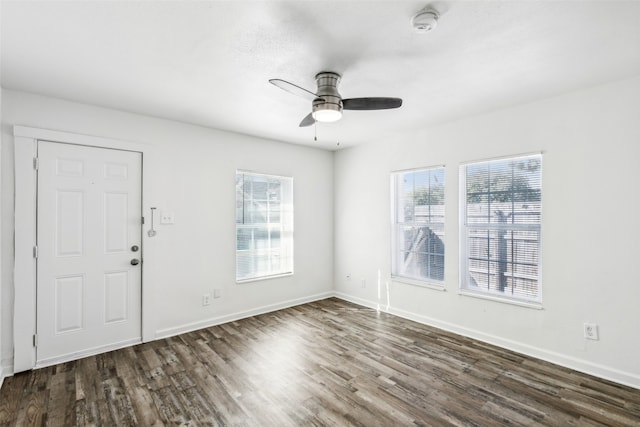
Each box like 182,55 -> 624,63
141,216 -> 145,225
33,245 -> 38,259
33,334 -> 38,347
33,157 -> 39,170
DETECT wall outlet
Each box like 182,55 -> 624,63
202,293 -> 211,306
160,211 -> 175,224
583,323 -> 599,340
361,278 -> 366,288
213,289 -> 222,299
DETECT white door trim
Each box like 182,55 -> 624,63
13,125 -> 155,372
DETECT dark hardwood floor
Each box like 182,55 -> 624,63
1,297 -> 639,426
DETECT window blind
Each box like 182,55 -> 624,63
236,171 -> 293,282
461,154 -> 542,303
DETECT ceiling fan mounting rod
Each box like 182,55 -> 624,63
315,72 -> 342,98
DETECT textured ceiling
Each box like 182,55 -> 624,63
2,1 -> 640,150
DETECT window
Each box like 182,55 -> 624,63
391,167 -> 445,284
236,171 -> 293,282
460,154 -> 542,304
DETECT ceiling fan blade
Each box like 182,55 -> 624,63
269,79 -> 319,101
299,112 -> 316,127
343,97 -> 403,110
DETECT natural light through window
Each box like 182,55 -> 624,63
391,166 -> 445,285
236,171 -> 293,282
460,154 -> 542,304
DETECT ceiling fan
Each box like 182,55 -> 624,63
269,72 -> 402,127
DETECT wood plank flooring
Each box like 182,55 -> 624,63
1,297 -> 639,426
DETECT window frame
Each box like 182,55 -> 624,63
390,165 -> 446,288
235,170 -> 294,283
459,153 -> 543,307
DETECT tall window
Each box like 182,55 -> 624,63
391,167 -> 445,284
460,154 -> 542,303
236,171 -> 293,282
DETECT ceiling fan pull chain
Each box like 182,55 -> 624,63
314,121 -> 317,142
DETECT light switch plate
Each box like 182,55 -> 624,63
160,211 -> 175,224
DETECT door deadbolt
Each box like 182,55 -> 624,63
131,245 -> 139,252
130,258 -> 140,266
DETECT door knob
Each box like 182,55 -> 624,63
130,258 -> 140,266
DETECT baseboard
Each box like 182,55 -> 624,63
155,291 -> 334,340
8,289 -> 636,391
333,291 -> 640,390
0,359 -> 13,391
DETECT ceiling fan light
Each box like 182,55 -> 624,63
312,108 -> 342,122
312,97 -> 343,123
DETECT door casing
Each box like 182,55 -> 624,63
13,125 -> 154,372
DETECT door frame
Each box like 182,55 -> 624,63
13,125 -> 154,372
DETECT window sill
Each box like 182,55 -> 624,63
236,272 -> 293,284
391,276 -> 446,291
458,289 -> 543,310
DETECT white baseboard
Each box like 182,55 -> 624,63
7,290 -> 636,391
155,291 -> 334,340
333,292 -> 640,390
5,292 -> 333,377
0,360 -> 13,391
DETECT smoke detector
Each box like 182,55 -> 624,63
411,9 -> 439,33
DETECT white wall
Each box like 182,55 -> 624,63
2,76 -> 639,390
1,90 -> 333,374
334,76 -> 640,388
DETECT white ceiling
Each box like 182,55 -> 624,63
2,1 -> 640,150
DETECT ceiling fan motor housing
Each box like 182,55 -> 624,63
312,72 -> 343,122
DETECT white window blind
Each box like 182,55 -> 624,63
236,171 -> 293,282
460,154 -> 542,303
391,167 -> 445,283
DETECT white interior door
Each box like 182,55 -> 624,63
36,141 -> 142,365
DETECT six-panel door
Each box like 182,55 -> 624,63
36,141 -> 142,364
